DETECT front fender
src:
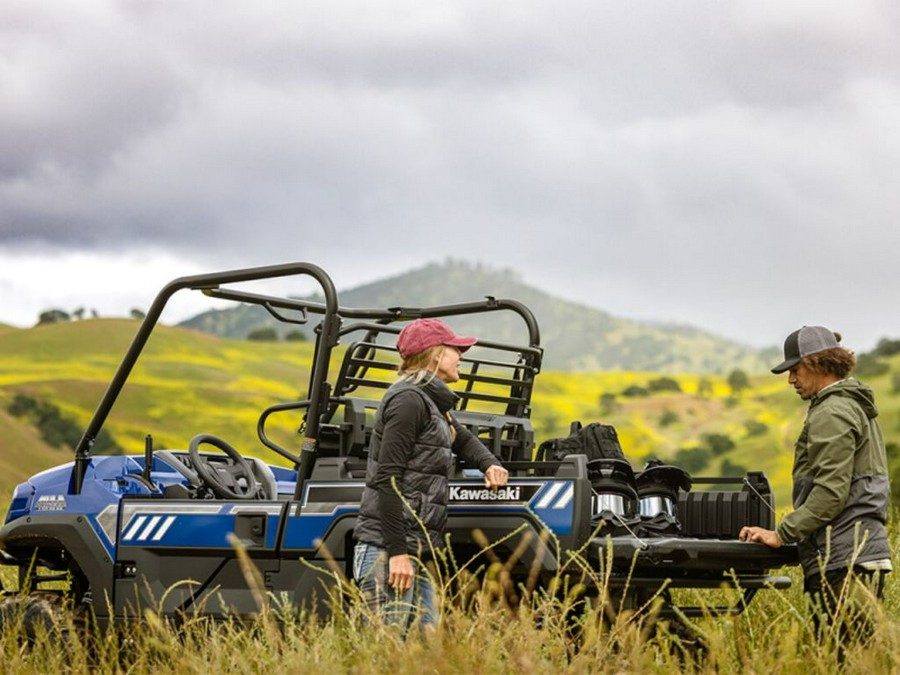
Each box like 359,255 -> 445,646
0,514 -> 115,612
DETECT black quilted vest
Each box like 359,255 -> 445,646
353,380 -> 455,555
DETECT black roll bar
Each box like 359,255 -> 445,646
203,291 -> 542,350
70,263 -> 542,504
71,262 -> 339,495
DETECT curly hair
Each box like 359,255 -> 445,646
803,345 -> 856,379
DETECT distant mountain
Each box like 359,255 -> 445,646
178,260 -> 776,374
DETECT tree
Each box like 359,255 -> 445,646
37,404 -> 81,449
7,394 -> 38,417
648,377 -> 681,393
696,377 -> 714,398
247,327 -> 278,341
720,459 -> 748,476
37,309 -> 70,325
72,307 -> 86,320
744,420 -> 769,437
855,354 -> 890,378
727,369 -> 750,396
674,446 -> 711,474
6,395 -> 117,452
130,309 -> 147,320
701,432 -> 735,456
93,428 -> 123,454
284,330 -> 307,342
659,409 -> 679,427
872,338 -> 900,358
598,392 -> 617,415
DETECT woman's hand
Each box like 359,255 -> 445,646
388,554 -> 415,592
484,464 -> 509,490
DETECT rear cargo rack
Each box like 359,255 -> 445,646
678,472 -> 776,537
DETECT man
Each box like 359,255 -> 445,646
739,326 -> 892,640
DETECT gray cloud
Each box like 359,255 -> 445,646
2,0 -> 900,349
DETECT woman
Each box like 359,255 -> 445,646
353,318 -> 509,631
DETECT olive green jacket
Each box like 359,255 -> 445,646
776,378 -> 892,575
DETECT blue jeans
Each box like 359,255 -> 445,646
353,542 -> 436,632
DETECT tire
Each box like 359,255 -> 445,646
0,591 -> 78,646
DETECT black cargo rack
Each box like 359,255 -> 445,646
315,311 -> 543,463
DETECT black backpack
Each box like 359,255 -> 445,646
537,421 -> 626,462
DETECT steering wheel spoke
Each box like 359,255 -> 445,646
188,433 -> 260,500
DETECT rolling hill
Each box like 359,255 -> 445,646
2,317 -> 899,510
179,259 -> 778,375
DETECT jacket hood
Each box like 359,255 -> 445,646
813,378 -> 879,419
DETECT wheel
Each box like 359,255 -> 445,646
0,591 -> 79,646
188,433 -> 259,500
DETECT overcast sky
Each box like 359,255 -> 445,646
2,0 -> 899,352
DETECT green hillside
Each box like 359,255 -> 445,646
1,319 -> 898,511
180,259 -> 777,375
0,319 -> 317,500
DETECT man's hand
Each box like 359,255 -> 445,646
738,526 -> 783,548
484,464 -> 509,490
388,554 -> 415,593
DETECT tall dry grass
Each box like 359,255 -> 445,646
2,517 -> 898,674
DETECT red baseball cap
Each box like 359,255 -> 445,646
396,319 -> 478,358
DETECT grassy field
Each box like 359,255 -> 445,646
0,520 -> 898,674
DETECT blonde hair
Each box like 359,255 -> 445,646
397,344 -> 444,385
396,344 -> 457,441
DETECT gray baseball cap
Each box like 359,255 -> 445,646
771,326 -> 840,374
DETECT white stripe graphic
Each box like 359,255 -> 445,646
229,504 -> 282,516
123,516 -> 147,541
152,516 -> 176,541
138,516 -> 162,541
553,484 -> 574,509
535,483 -> 564,509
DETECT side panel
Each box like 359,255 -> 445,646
113,500 -> 288,619
281,477 -> 589,578
110,472 -> 589,618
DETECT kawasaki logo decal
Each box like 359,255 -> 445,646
450,486 -> 523,502
447,482 -> 573,507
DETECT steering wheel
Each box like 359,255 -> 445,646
188,433 -> 259,500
